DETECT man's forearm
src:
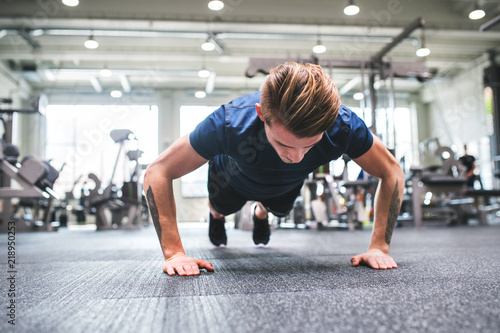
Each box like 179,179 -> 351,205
145,185 -> 163,246
384,179 -> 401,245
369,176 -> 403,253
144,176 -> 186,259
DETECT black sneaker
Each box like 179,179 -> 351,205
252,204 -> 271,246
209,214 -> 227,247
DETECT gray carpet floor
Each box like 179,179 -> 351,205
1,222 -> 500,333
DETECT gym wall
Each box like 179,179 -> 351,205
420,58 -> 489,147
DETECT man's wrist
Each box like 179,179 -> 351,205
368,243 -> 390,254
164,251 -> 186,261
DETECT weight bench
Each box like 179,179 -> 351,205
464,189 -> 500,225
411,169 -> 468,227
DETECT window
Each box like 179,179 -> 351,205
341,106 -> 413,175
45,105 -> 158,198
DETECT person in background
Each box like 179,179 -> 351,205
459,144 -> 482,189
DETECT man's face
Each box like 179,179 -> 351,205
263,120 -> 323,164
256,103 -> 323,164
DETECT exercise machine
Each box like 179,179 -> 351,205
0,103 -> 62,233
399,139 -> 467,226
85,129 -> 147,230
401,138 -> 500,226
0,140 -> 60,232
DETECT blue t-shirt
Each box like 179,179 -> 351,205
189,92 -> 373,200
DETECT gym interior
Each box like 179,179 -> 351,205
1,1 -> 500,332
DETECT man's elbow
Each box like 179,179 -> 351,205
395,164 -> 405,179
381,160 -> 404,184
143,161 -> 164,189
392,164 -> 405,191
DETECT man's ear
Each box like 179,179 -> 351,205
255,103 -> 265,122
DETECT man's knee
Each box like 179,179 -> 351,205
255,202 -> 269,219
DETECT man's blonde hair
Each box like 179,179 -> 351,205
260,62 -> 341,138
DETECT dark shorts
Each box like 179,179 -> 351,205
207,160 -> 302,217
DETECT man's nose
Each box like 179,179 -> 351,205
287,149 -> 307,163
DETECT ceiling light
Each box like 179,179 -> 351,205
469,8 -> 485,20
99,69 -> 112,77
110,90 -> 122,98
208,1 -> 224,11
416,28 -> 430,57
312,43 -> 326,54
31,29 -> 44,37
201,41 -> 215,51
44,70 -> 56,81
353,92 -> 364,100
84,36 -> 98,49
62,0 -> 79,7
195,91 -> 207,98
344,0 -> 360,16
416,47 -> 430,57
198,69 -> 211,78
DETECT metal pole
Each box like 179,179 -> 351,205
109,142 -> 123,187
389,62 -> 396,151
480,15 -> 500,32
360,61 -> 367,120
372,17 -> 425,64
369,67 -> 377,133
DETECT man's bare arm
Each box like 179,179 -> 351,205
143,134 -> 214,275
350,135 -> 405,269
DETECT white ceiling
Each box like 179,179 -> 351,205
1,0 -> 500,97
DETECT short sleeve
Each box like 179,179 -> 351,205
344,111 -> 373,159
189,105 -> 227,160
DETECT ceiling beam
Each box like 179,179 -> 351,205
16,29 -> 41,50
119,75 -> 131,93
480,15 -> 500,32
89,77 -> 103,93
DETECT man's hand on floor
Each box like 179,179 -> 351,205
163,253 -> 214,276
351,248 -> 397,269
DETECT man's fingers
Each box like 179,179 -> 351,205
368,257 -> 380,269
351,253 -> 397,269
379,260 -> 388,270
164,264 -> 176,276
372,256 -> 397,270
390,258 -> 398,268
176,266 -> 187,276
351,256 -> 360,266
163,258 -> 215,276
377,257 -> 396,269
198,260 -> 215,272
182,264 -> 195,276
384,258 -> 394,269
